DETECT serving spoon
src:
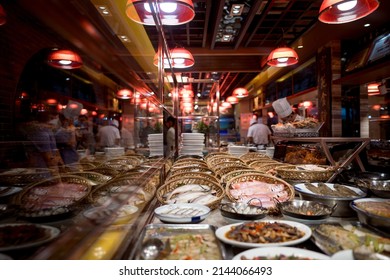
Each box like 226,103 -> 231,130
140,238 -> 171,260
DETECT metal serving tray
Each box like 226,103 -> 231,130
132,223 -> 227,260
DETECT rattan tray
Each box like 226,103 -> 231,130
249,162 -> 289,172
220,169 -> 266,184
275,165 -> 335,182
225,173 -> 295,208
206,155 -> 244,167
239,152 -> 270,163
168,166 -> 215,177
67,171 -> 112,186
214,165 -> 251,178
156,177 -> 225,210
165,171 -> 220,185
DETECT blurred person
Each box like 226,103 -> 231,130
21,111 -> 64,169
55,113 -> 79,165
272,97 -> 304,123
75,114 -> 95,154
96,119 -> 121,150
247,118 -> 272,147
165,116 -> 176,154
139,121 -> 155,147
121,123 -> 135,150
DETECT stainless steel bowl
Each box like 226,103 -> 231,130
219,202 -> 267,220
295,184 -> 367,217
353,172 -> 390,198
278,200 -> 334,220
350,198 -> 390,235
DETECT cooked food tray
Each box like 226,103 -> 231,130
133,224 -> 227,260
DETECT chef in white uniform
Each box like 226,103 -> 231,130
272,97 -> 304,123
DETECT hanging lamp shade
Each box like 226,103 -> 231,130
232,87 -> 248,98
116,88 -> 133,99
153,47 -> 194,68
170,47 -> 194,68
0,5 -> 6,26
221,101 -> 232,109
318,0 -> 379,24
367,83 -> 380,95
226,96 -> 239,104
47,49 -> 83,69
267,47 -> 298,67
126,0 -> 195,26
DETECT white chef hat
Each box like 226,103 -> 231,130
272,97 -> 292,118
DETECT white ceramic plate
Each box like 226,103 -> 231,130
233,246 -> 330,260
0,223 -> 60,252
215,220 -> 312,248
154,203 -> 211,223
294,183 -> 365,198
0,186 -> 23,197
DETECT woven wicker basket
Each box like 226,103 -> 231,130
174,158 -> 207,165
275,165 -> 335,182
67,171 -> 112,186
89,167 -> 121,177
212,161 -> 248,172
239,152 -> 270,162
13,175 -> 92,218
225,173 -> 295,206
249,162 -> 288,172
204,152 -> 230,161
90,176 -> 156,206
214,164 -> 251,178
220,169 -> 266,184
206,155 -> 244,166
60,162 -> 96,173
171,161 -> 209,170
105,157 -> 141,168
0,168 -> 53,186
156,177 -> 225,209
168,166 -> 214,177
165,171 -> 220,185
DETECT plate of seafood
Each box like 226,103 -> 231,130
154,203 -> 211,223
294,182 -> 366,217
233,246 -> 330,260
215,220 -> 312,248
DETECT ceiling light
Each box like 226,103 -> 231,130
232,87 -> 248,98
226,96 -> 239,104
266,47 -> 299,67
126,0 -> 195,26
367,82 -> 380,95
47,49 -> 83,69
229,4 -> 244,16
116,88 -> 133,99
318,0 -> 379,24
154,47 -> 194,69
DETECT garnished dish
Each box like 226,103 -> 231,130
215,220 -> 311,248
0,223 -> 60,251
233,247 -> 330,260
163,184 -> 219,205
312,223 -> 390,257
154,203 -> 211,223
301,182 -> 362,197
135,224 -> 225,260
219,202 -> 267,220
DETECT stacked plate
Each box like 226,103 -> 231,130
148,133 -> 164,157
104,147 -> 125,157
228,145 -> 250,156
179,133 -> 205,156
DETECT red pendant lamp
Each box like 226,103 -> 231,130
47,49 -> 83,69
318,0 -> 379,24
267,47 -> 298,67
226,96 -> 239,104
232,87 -> 248,98
126,0 -> 195,26
153,47 -> 194,68
116,88 -> 133,99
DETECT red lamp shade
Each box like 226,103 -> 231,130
226,96 -> 239,104
116,88 -> 133,99
367,83 -> 380,96
232,87 -> 248,98
0,5 -> 6,26
153,47 -> 194,68
221,101 -> 232,109
319,0 -> 379,24
267,47 -> 298,67
126,0 -> 195,26
47,49 -> 83,69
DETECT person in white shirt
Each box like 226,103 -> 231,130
96,119 -> 121,149
247,118 -> 272,146
165,116 -> 176,155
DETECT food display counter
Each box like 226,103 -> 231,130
271,137 -> 371,182
1,150 -> 389,260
